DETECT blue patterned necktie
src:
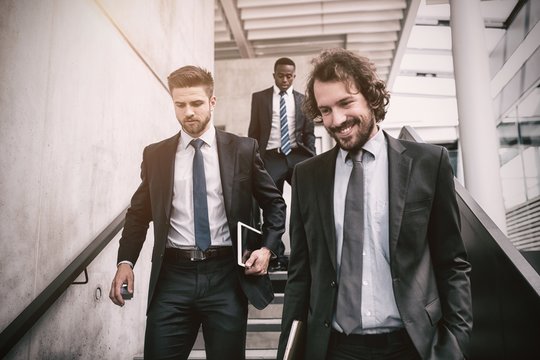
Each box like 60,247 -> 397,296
190,138 -> 211,251
279,91 -> 292,155
336,149 -> 365,334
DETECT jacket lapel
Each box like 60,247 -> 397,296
318,146 -> 340,271
264,87 -> 274,127
386,133 -> 412,263
215,129 -> 236,218
293,90 -> 303,132
162,133 -> 180,220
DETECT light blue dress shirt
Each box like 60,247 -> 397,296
332,129 -> 404,334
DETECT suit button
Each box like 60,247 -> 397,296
324,321 -> 330,328
330,281 -> 336,288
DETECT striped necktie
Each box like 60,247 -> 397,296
279,91 -> 292,155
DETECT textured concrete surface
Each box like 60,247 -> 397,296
0,0 -> 213,358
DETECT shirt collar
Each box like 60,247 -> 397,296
337,126 -> 384,164
274,85 -> 293,96
180,123 -> 216,150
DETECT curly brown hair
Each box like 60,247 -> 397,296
303,48 -> 390,123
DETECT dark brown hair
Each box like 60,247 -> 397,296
304,48 -> 390,123
167,65 -> 214,97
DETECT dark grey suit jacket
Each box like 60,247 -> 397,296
248,87 -> 316,157
278,132 -> 472,359
117,129 -> 286,310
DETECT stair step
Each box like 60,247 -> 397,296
188,349 -> 277,359
248,318 -> 281,332
135,349 -> 277,360
269,271 -> 287,281
249,303 -> 283,318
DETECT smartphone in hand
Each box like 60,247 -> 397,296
120,283 -> 133,300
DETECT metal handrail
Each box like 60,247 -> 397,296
398,125 -> 540,295
0,208 -> 127,358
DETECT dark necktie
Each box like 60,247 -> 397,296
279,91 -> 292,155
191,138 -> 211,251
336,150 -> 365,335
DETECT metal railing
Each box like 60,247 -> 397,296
0,208 -> 127,358
399,125 -> 540,358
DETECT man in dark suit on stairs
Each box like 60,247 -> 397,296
278,49 -> 472,360
248,57 -> 316,271
109,65 -> 286,360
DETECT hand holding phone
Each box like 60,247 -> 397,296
120,283 -> 133,300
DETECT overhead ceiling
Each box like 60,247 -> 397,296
215,0 -> 519,86
214,0 -> 524,142
215,0 -> 420,84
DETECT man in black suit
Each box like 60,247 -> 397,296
278,49 -> 472,359
109,65 -> 286,360
248,57 -> 316,271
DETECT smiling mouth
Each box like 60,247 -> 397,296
331,118 -> 360,136
338,124 -> 353,135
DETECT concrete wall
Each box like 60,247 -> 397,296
0,0 -> 214,358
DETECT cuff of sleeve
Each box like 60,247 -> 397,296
262,247 -> 277,260
117,260 -> 134,268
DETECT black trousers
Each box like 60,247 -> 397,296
144,256 -> 248,360
259,148 -> 311,260
262,148 -> 310,193
326,329 -> 421,360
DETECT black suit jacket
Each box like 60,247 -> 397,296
248,87 -> 316,157
117,129 -> 286,310
278,132 -> 472,359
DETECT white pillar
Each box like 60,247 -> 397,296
450,0 -> 507,233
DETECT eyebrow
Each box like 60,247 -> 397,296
319,95 -> 355,107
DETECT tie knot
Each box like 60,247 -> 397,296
279,90 -> 286,97
348,149 -> 364,163
190,138 -> 204,150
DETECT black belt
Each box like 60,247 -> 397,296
164,247 -> 232,262
267,147 -> 295,155
330,328 -> 409,348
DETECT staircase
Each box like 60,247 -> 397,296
134,271 -> 287,360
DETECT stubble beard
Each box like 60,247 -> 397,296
327,113 -> 376,152
182,112 -> 211,137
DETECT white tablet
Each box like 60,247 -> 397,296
237,221 -> 262,267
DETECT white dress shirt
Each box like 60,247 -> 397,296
332,129 -> 403,334
267,85 -> 298,150
167,125 -> 232,248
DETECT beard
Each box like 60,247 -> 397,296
182,111 -> 211,137
326,113 -> 376,152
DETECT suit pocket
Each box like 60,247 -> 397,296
404,198 -> 432,212
425,298 -> 442,326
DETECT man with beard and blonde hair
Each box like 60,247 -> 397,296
109,65 -> 286,360
278,49 -> 472,360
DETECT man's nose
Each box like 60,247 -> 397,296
332,108 -> 347,125
185,106 -> 194,117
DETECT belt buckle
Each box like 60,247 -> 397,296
190,249 -> 206,261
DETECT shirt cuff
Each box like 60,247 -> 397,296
117,260 -> 134,268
